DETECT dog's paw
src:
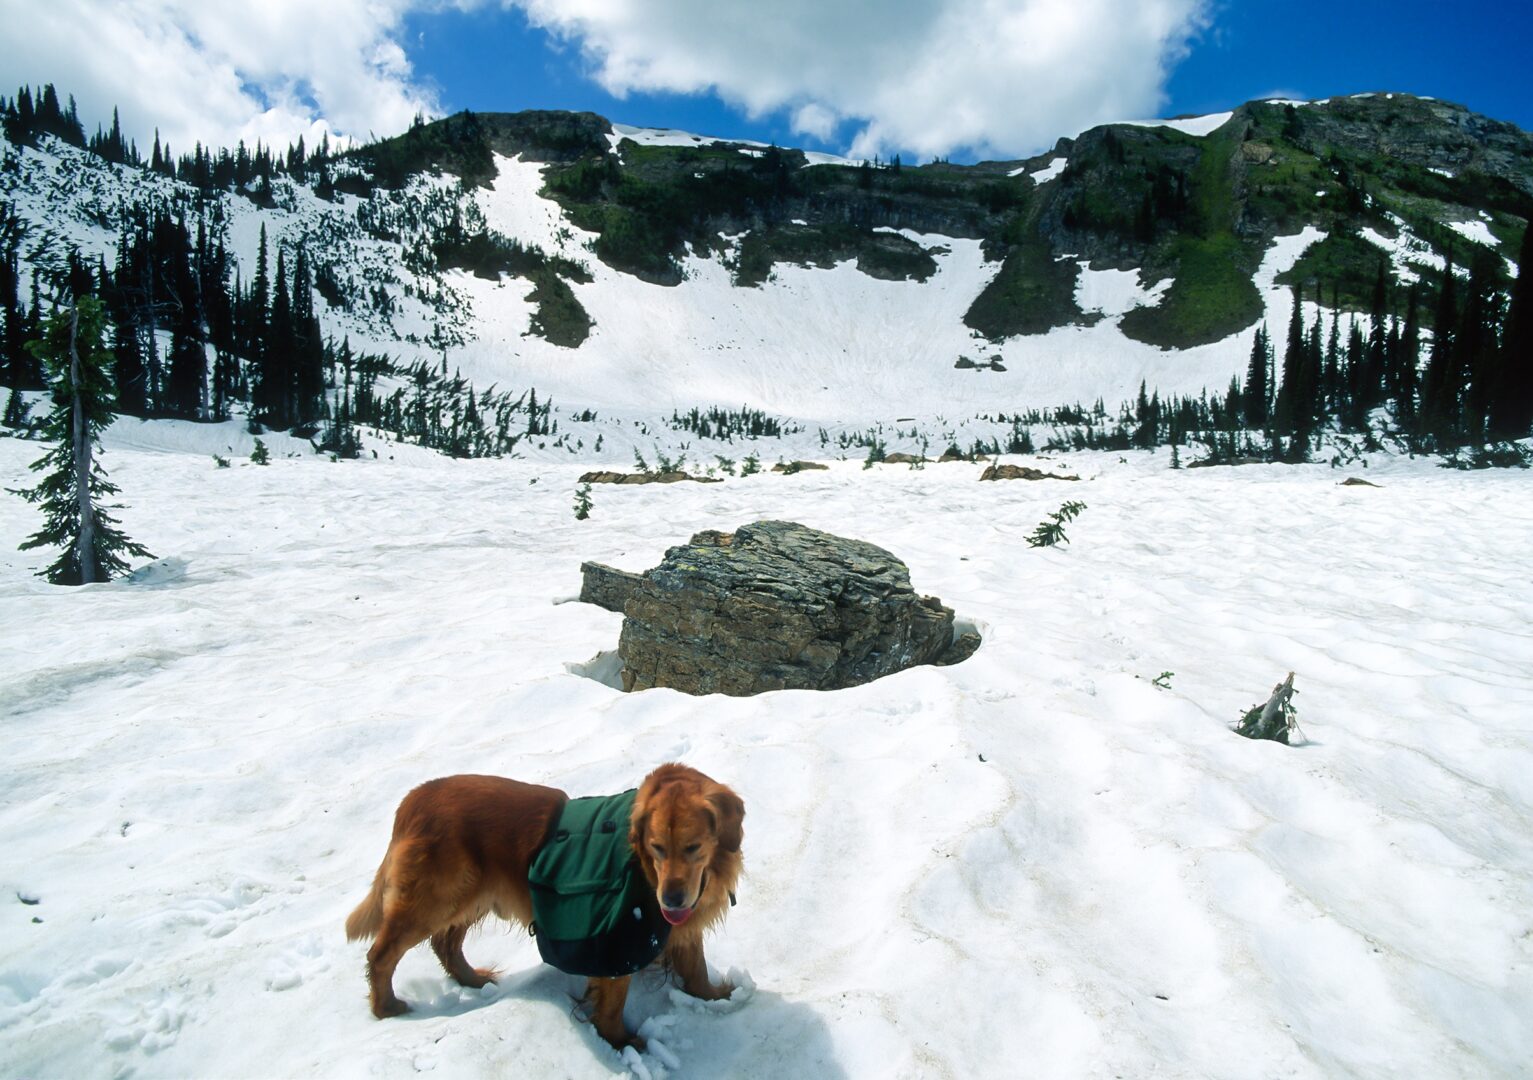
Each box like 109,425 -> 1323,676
620,1045 -> 654,1080
667,968 -> 755,1013
638,1015 -> 682,1069
372,997 -> 411,1019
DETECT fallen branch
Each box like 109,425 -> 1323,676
1235,671 -> 1301,745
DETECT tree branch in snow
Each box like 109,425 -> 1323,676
1235,672 -> 1301,745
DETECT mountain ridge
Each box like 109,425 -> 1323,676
2,84 -> 1529,458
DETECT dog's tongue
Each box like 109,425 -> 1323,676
661,906 -> 693,926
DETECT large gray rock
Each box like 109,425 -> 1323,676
580,562 -> 643,613
602,521 -> 963,696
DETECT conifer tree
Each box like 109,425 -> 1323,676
13,295 -> 152,584
1489,226 -> 1533,438
1457,254 -> 1500,444
1397,285 -> 1421,426
266,248 -> 292,425
1361,262 -> 1388,411
1343,318 -> 1366,429
1244,324 -> 1270,427
247,225 -> 272,425
290,248 -> 325,424
1323,303 -> 1341,413
1421,258 -> 1459,441
1274,286 -> 1306,434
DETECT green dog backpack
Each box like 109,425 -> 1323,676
528,788 -> 670,978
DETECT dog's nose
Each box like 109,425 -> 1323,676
661,887 -> 688,910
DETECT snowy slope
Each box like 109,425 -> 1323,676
1,430 -> 1531,1079
447,155 -> 1326,422
3,133 -> 1332,430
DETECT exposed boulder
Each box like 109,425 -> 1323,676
599,521 -> 969,696
938,448 -> 988,463
580,562 -> 643,613
772,460 -> 829,473
578,470 -> 722,485
979,464 -> 1079,481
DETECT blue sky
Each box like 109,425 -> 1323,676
3,1 -> 1530,163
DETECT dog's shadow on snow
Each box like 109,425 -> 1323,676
394,963 -> 846,1077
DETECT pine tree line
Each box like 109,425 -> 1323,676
1020,249 -> 1531,461
2,212 -> 552,460
666,405 -> 803,441
1,84 -> 342,204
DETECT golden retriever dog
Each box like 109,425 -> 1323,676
345,763 -> 743,1049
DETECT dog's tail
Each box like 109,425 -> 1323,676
345,870 -> 387,942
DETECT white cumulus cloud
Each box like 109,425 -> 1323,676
513,0 -> 1211,159
0,0 -> 443,153
0,0 -> 1210,161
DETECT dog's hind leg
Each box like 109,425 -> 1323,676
430,922 -> 496,988
366,916 -> 431,1018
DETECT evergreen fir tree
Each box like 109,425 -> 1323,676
1458,254 -> 1500,444
1397,285 -> 1421,427
1323,304 -> 1341,414
1244,324 -> 1270,427
1274,286 -> 1306,434
12,296 -> 152,584
290,248 -> 325,424
1362,262 -> 1389,411
1422,257 -> 1459,441
1343,318 -> 1366,429
266,248 -> 292,426
1489,225 -> 1533,438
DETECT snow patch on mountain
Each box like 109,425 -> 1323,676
1012,156 -> 1068,183
1074,265 -> 1169,318
1121,111 -> 1235,137
1446,219 -> 1499,248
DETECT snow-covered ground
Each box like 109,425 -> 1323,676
2,424 -> 1531,1079
449,156 -> 1328,422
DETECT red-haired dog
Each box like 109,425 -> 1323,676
345,763 -> 743,1049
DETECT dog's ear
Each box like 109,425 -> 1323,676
706,787 -> 745,853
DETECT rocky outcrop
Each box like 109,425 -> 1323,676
580,562 -> 644,613
979,464 -> 1079,481
600,521 -> 967,696
578,470 -> 722,485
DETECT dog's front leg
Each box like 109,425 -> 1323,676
667,939 -> 733,1001
586,975 -> 643,1051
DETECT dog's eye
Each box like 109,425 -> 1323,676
650,844 -> 667,859
684,844 -> 701,857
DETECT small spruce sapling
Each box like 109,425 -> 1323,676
251,437 -> 270,465
741,451 -> 761,476
632,447 -> 649,474
573,482 -> 593,520
4,388 -> 33,431
12,296 -> 153,584
715,455 -> 737,476
1026,501 -> 1087,548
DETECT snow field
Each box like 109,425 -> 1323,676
2,430 -> 1531,1078
456,157 -> 1328,423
